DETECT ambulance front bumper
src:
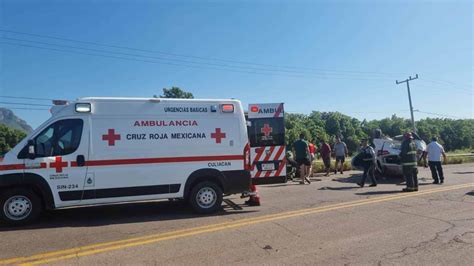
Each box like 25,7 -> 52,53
222,170 -> 251,194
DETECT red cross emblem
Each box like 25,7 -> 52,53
102,129 -> 121,146
50,156 -> 68,173
261,124 -> 273,137
211,128 -> 226,144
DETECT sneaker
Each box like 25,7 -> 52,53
402,188 -> 415,192
440,180 -> 444,184
369,183 -> 377,187
433,181 -> 439,184
300,181 -> 305,185
357,182 -> 364,188
305,177 -> 312,184
414,187 -> 419,191
340,171 -> 343,174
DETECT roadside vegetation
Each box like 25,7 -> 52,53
286,112 -> 474,154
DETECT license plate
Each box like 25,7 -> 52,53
261,163 -> 275,171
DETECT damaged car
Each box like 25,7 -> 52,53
352,130 -> 426,177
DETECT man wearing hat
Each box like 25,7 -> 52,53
400,132 -> 418,192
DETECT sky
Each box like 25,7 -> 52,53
0,0 -> 472,129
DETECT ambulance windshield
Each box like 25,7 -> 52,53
248,117 -> 284,147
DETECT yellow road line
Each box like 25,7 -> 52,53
1,183 -> 471,266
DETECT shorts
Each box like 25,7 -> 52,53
323,157 -> 331,169
336,156 -> 345,163
296,158 -> 311,166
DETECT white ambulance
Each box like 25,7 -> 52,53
247,103 -> 286,184
0,97 -> 251,225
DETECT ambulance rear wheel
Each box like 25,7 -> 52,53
189,181 -> 223,214
0,188 -> 42,225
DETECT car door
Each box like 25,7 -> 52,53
21,118 -> 89,207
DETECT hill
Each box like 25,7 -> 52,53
0,107 -> 33,133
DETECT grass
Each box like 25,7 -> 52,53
311,159 -> 352,174
446,149 -> 474,155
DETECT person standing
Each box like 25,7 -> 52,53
333,136 -> 348,174
319,140 -> 332,176
400,132 -> 418,192
293,133 -> 312,184
308,141 -> 316,177
357,139 -> 377,187
424,137 -> 447,184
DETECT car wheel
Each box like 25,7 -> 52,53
0,188 -> 42,225
189,181 -> 223,214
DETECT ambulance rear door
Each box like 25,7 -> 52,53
247,103 -> 286,184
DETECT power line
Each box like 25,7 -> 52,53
0,36 -> 333,78
414,110 -> 469,119
0,101 -> 51,107
0,41 -> 401,82
0,41 -> 310,78
0,37 -> 403,81
0,106 -> 49,111
0,28 -> 408,77
0,95 -> 55,101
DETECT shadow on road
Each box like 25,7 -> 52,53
466,191 -> 474,196
454,171 -> 474,175
319,186 -> 360,191
0,200 -> 257,231
332,174 -> 405,185
355,190 -> 402,196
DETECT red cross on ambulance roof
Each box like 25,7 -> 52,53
102,129 -> 121,146
211,128 -> 226,144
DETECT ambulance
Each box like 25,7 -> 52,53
0,97 -> 251,225
247,103 -> 286,184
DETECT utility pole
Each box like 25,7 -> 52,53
396,74 -> 419,133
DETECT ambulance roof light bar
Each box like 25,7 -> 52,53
75,103 -> 91,113
221,104 -> 234,113
52,100 -> 69,106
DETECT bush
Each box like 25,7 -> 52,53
310,159 -> 352,174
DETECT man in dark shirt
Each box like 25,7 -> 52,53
293,133 -> 311,184
319,140 -> 332,176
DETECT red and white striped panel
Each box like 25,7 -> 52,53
250,145 -> 286,178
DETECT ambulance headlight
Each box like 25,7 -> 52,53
75,103 -> 91,113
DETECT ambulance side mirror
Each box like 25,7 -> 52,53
27,139 -> 36,160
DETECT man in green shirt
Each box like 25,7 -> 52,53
293,133 -> 311,184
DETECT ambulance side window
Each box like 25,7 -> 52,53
18,119 -> 84,159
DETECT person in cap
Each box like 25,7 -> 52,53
357,138 -> 377,187
400,132 -> 418,192
423,137 -> 447,184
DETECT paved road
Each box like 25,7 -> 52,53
1,164 -> 473,265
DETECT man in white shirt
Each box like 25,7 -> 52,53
424,137 -> 447,184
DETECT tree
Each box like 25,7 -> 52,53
155,87 -> 194,99
0,124 -> 27,156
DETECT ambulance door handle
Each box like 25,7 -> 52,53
76,155 -> 85,167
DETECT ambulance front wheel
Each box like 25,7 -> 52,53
0,188 -> 42,225
189,181 -> 223,214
